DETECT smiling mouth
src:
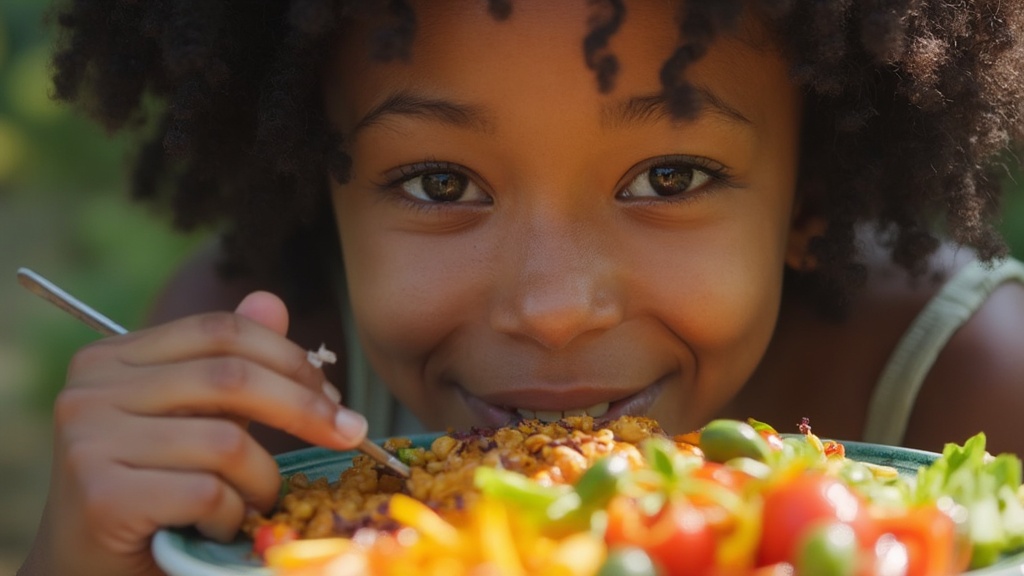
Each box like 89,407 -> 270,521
515,403 -> 610,422
455,378 -> 666,428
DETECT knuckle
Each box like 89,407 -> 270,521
190,474 -> 229,513
281,393 -> 327,437
198,311 -> 244,349
52,387 -> 101,427
206,357 -> 249,392
290,352 -> 322,389
66,340 -> 114,377
204,422 -> 250,464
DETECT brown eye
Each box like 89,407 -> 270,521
400,171 -> 487,203
621,165 -> 711,199
648,166 -> 696,196
421,173 -> 467,201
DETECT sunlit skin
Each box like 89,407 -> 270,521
327,0 -> 804,434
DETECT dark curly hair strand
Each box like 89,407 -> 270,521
48,0 -> 1024,314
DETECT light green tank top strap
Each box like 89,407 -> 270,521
862,257 -> 1024,445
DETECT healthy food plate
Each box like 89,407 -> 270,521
152,435 -> 1024,576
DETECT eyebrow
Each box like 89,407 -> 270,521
602,87 -> 753,129
352,91 -> 496,135
349,86 -> 751,136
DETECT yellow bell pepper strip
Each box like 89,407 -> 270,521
543,532 -> 607,576
474,495 -> 526,575
264,538 -> 361,575
386,493 -> 461,549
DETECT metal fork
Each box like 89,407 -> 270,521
16,266 -> 410,477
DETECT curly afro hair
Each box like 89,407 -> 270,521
49,0 -> 1024,314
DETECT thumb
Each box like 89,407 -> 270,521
234,291 -> 290,336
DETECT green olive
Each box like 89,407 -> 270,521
796,522 -> 858,576
699,419 -> 771,463
574,454 -> 629,505
596,547 -> 659,576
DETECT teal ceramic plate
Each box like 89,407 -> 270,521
152,436 -> 1024,576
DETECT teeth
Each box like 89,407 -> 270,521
515,402 -> 610,422
535,410 -> 563,422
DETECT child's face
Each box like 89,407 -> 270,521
326,1 -> 803,434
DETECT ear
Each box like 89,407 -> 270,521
785,214 -> 828,272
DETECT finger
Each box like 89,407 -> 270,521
111,311 -> 327,394
110,357 -> 367,448
193,482 -> 247,543
74,466 -> 246,548
234,291 -> 289,335
108,415 -> 281,512
140,470 -> 247,543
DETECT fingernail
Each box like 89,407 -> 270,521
322,381 -> 342,404
335,408 -> 368,442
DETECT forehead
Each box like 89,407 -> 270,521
325,0 -> 791,132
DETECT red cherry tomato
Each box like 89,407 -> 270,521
252,523 -> 299,558
605,497 -> 717,576
757,473 -> 869,567
692,462 -> 750,493
647,501 -> 717,576
868,505 -> 966,576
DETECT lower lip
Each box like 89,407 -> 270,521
457,387 -> 519,428
455,377 -> 668,429
604,377 -> 666,420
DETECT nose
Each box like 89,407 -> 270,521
490,208 -> 624,350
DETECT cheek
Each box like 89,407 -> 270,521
335,192 -> 485,364
658,234 -> 782,346
636,203 -> 792,384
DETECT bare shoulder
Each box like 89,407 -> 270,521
903,263 -> 1024,457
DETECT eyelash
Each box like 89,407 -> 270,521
373,155 -> 735,208
617,155 -> 735,204
374,160 -> 486,211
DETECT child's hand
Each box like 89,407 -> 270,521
21,291 -> 366,576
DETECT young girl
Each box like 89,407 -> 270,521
22,1 -> 1024,574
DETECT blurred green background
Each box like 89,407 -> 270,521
0,1 -> 207,570
1,0 -> 1024,572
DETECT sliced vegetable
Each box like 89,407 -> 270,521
795,522 -> 858,576
597,547 -> 659,576
700,419 -> 771,464
870,504 -> 964,576
604,496 -> 717,576
253,523 -> 299,559
386,493 -> 460,548
913,432 -> 1024,566
251,416 -> 1024,576
758,473 -> 868,566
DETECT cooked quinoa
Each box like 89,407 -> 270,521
244,415 -> 695,539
